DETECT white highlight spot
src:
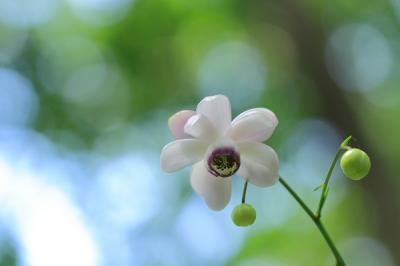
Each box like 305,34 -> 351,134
0,157 -> 100,266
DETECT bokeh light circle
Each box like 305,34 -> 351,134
198,41 -> 267,109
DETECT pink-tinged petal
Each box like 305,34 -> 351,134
227,108 -> 278,142
184,114 -> 218,140
190,161 -> 231,211
237,142 -> 279,187
160,139 -> 207,172
168,110 -> 196,139
196,95 -> 232,135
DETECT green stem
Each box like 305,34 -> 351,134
241,179 -> 249,204
315,135 -> 352,219
315,147 -> 343,219
279,177 -> 346,266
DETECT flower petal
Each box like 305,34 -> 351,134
190,161 -> 231,211
168,110 -> 196,139
161,139 -> 207,172
237,142 -> 279,187
227,108 -> 278,142
196,95 -> 232,135
184,114 -> 218,140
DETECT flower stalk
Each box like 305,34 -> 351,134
279,177 -> 346,266
316,136 -> 352,219
241,179 -> 249,204
232,180 -> 256,226
315,148 -> 342,219
279,137 -> 353,266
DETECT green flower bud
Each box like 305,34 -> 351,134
340,148 -> 371,180
231,203 -> 256,227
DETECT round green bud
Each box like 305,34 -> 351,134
231,203 -> 256,227
340,148 -> 371,180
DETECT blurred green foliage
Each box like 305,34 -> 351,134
1,0 -> 400,265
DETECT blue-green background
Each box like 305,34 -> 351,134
0,0 -> 399,265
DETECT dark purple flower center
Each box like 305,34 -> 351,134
207,147 -> 240,177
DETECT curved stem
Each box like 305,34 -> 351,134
279,177 -> 346,266
316,148 -> 342,219
316,136 -> 351,219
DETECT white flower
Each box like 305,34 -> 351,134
160,95 -> 279,211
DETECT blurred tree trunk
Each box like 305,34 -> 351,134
264,0 -> 400,263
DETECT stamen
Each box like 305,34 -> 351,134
207,146 -> 240,177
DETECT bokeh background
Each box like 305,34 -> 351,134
0,0 -> 399,265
